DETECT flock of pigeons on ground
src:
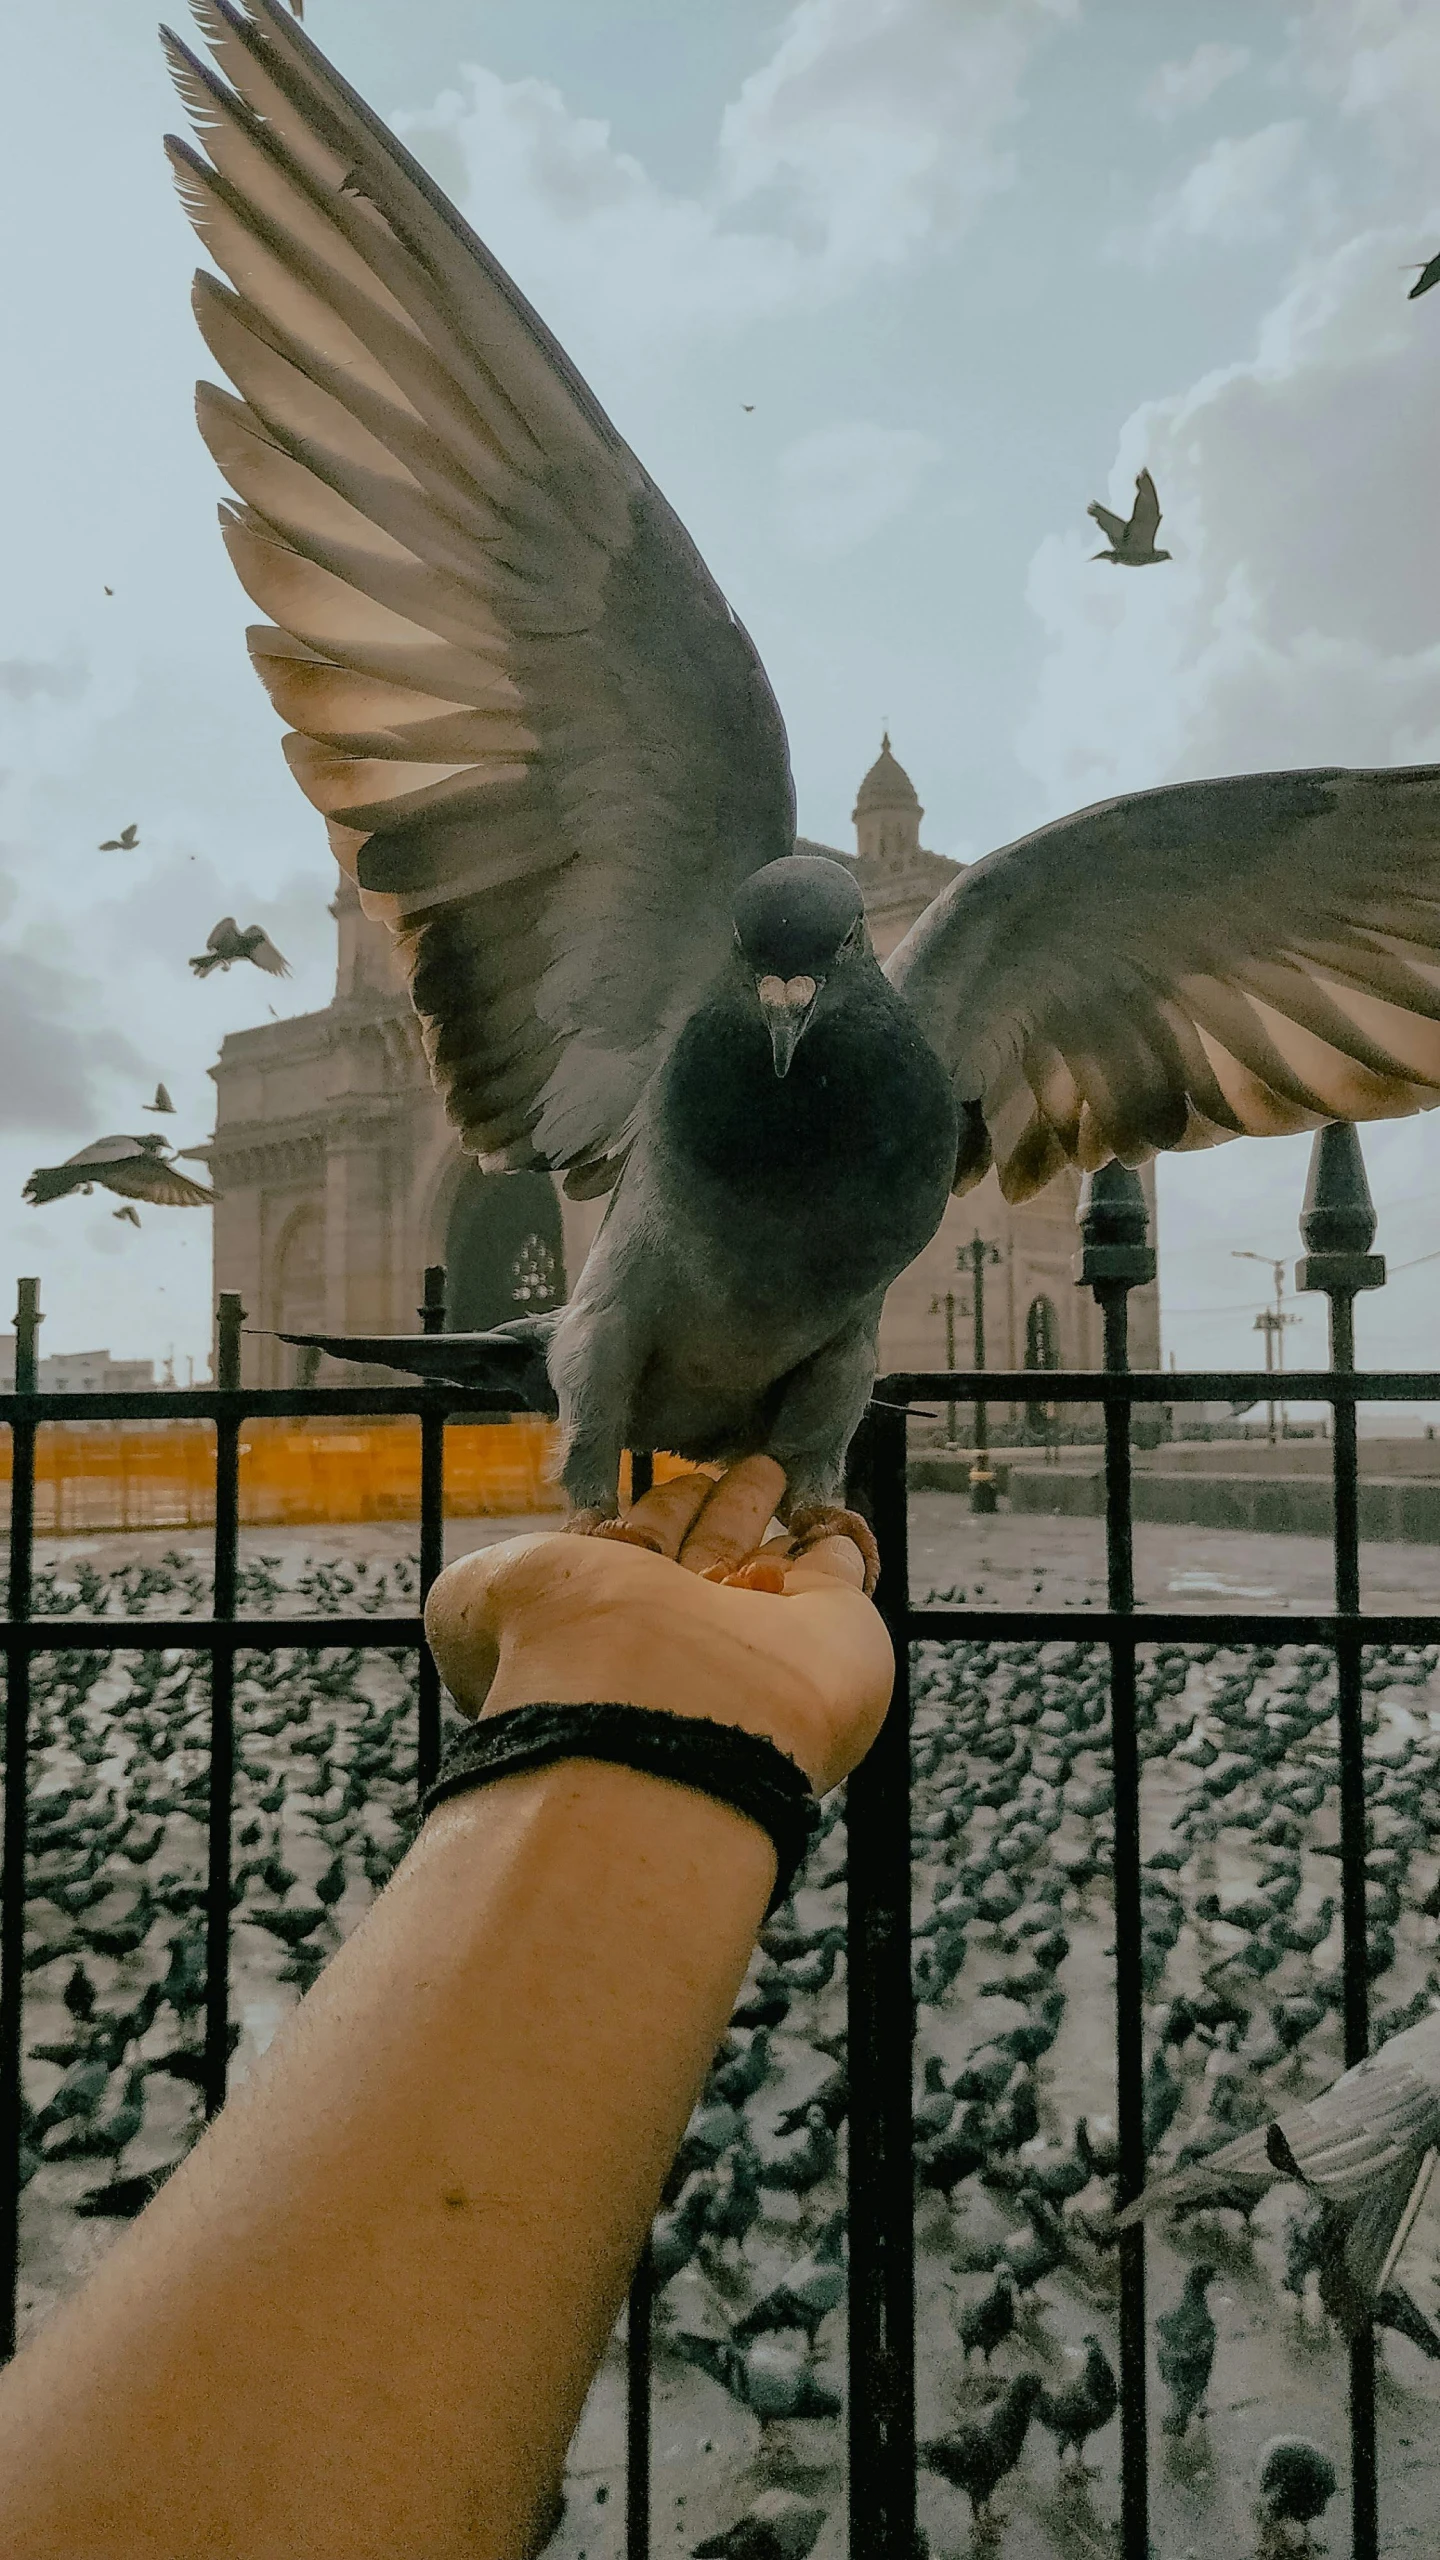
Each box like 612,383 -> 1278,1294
18,1550 -> 1440,2556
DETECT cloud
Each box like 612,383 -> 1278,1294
0,948 -> 145,1138
1298,0 -> 1440,151
1140,42 -> 1251,122
394,0 -> 1075,359
0,650 -> 88,706
775,421 -> 942,558
1115,122 -> 1308,266
1017,223 -> 1440,814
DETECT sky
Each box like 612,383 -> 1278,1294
4,0 -> 1440,1394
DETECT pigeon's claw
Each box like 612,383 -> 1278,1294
566,1511 -> 668,1556
784,1505 -> 880,1597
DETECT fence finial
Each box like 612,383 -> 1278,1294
215,1292 -> 247,1392
1074,1162 -> 1156,1289
420,1266 -> 447,1336
1295,1122 -> 1386,1298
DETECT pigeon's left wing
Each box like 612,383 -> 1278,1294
888,765 -> 1440,1200
104,1156 -> 219,1207
165,1 -> 794,1197
1086,501 -> 1128,547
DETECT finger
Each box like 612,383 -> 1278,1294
676,1456 -> 788,1577
782,1535 -> 868,1592
613,1471 -> 718,1559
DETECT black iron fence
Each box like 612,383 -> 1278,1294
1,1119 -> 1435,2560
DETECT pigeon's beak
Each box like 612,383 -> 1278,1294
756,974 -> 821,1078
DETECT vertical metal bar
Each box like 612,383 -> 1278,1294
846,1402 -> 916,2560
1331,1288 -> 1378,2560
417,1267 -> 447,1802
204,1292 -> 244,2121
1097,1285 -> 1147,2560
0,1281 -> 41,2359
625,1445 -> 655,2560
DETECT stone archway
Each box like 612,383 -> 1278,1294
271,1207 -> 325,1388
444,1167 -> 566,1332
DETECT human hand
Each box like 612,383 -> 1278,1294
423,1457 -> 894,1794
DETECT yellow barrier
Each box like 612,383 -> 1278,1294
0,1419 -> 564,1536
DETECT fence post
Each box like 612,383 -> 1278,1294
1296,1120 -> 1385,2560
204,1293 -> 246,2123
844,1401 -> 916,2560
0,1281 -> 41,2358
416,1267 -> 447,1802
1075,1164 -> 1155,2560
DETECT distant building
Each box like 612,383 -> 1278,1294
0,1342 -> 156,1394
201,739 -> 1159,1397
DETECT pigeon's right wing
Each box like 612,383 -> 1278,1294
1129,468 -> 1161,545
1266,2033 -> 1440,2208
247,928 -> 291,977
207,917 -> 238,952
889,765 -> 1440,1200
166,1 -> 795,1198
1086,501 -> 1128,546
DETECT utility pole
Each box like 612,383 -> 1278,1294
929,1289 -> 959,1443
1234,1249 -> 1302,1444
960,1233 -> 1003,1512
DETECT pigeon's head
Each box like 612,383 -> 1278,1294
731,854 -> 867,1077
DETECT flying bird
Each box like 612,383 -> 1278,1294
1116,2008 -> 1440,2330
189,916 -> 290,977
144,1083 -> 176,1114
99,823 -> 139,851
167,2 -> 1440,1538
24,1135 -> 216,1210
1088,468 -> 1171,564
112,1205 -> 143,1228
1407,251 -> 1440,301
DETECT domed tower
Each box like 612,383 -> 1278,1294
853,731 -> 923,870
849,733 -> 960,961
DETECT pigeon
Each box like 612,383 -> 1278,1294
957,2268 -> 1015,2364
1408,250 -> 1440,301
1156,2261 -> 1216,2435
113,1206 -> 142,1228
24,1134 -> 215,1210
667,2327 -> 842,2425
189,917 -> 290,977
144,1083 -> 176,1113
919,2372 -> 1043,2520
1257,2437 -> 1337,2545
1116,2009 -> 1440,2326
692,2488 -> 825,2560
1088,468 -> 1172,565
732,2212 -> 846,2346
99,823 -> 139,850
1036,2334 -> 1118,2471
168,3 -> 1440,1527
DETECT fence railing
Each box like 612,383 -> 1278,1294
1,1120 -> 1435,2559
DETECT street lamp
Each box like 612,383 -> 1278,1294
960,1233 -> 1003,1512
1232,1249 -> 1302,1444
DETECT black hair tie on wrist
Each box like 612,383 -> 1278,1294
420,1702 -> 823,1918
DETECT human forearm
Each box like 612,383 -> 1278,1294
0,1758 -> 778,2560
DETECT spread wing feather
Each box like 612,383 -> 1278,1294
888,766 -> 1440,1201
166,0 -> 795,1185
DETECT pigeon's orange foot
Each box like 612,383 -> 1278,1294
565,1509 -> 668,1556
785,1505 -> 880,1598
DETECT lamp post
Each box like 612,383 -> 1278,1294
1233,1249 -> 1301,1443
960,1233 -> 1002,1512
929,1289 -> 959,1443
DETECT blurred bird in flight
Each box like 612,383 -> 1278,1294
189,917 -> 290,978
143,1083 -> 175,1114
24,1135 -> 216,1211
1088,468 -> 1171,565
98,823 -> 139,851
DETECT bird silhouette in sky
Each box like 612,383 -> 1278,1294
143,1083 -> 175,1114
112,1206 -> 142,1228
189,917 -> 290,978
1407,250 -> 1440,300
1088,468 -> 1171,564
169,1 -> 1440,1538
98,823 -> 139,851
24,1135 -> 216,1210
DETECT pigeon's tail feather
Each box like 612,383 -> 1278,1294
188,952 -> 224,977
1113,2124 -> 1274,2230
1343,2155 -> 1434,2312
274,1322 -> 560,1414
23,1168 -> 78,1205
